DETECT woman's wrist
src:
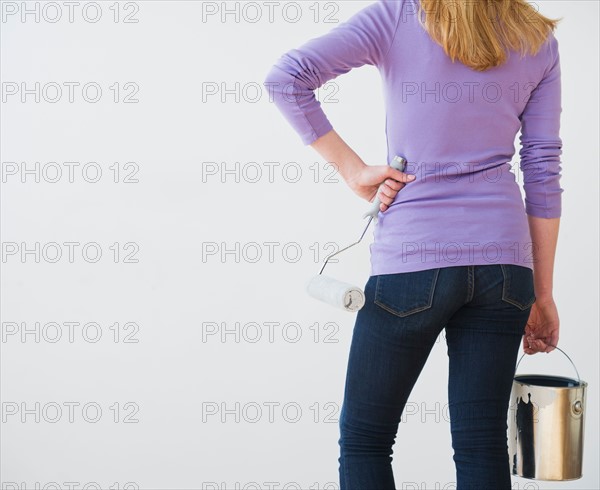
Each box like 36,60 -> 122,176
534,289 -> 555,304
335,155 -> 367,187
534,276 -> 554,303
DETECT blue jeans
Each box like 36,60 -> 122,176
338,264 -> 535,490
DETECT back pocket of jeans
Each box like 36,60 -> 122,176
374,268 -> 440,317
500,264 -> 536,310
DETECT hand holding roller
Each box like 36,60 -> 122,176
305,156 -> 408,312
363,155 -> 408,220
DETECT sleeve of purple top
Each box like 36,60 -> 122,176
263,0 -> 403,146
518,33 -> 564,219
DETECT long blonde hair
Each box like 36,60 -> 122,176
416,0 -> 563,71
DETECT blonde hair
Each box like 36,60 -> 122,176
416,0 -> 563,71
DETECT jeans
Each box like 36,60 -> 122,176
338,264 -> 536,490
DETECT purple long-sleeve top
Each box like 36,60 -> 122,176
263,0 -> 563,275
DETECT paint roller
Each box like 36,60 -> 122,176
305,155 -> 408,312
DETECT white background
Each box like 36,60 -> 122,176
1,1 -> 598,489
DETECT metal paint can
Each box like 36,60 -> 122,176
508,346 -> 587,480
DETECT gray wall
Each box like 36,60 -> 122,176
1,1 -> 597,489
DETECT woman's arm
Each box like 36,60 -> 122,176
519,34 -> 563,355
263,3 -> 411,209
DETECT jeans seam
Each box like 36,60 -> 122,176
467,265 -> 474,303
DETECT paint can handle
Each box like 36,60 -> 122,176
515,344 -> 582,385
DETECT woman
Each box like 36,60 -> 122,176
263,0 -> 563,488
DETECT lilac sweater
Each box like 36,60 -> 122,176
263,0 -> 563,275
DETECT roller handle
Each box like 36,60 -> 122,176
362,155 -> 408,220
